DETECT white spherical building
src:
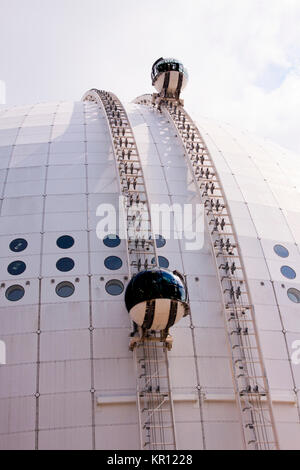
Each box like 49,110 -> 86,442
0,64 -> 300,450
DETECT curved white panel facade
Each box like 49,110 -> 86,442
0,99 -> 299,450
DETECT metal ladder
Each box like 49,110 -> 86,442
82,90 -> 177,450
134,94 -> 279,450
134,338 -> 177,449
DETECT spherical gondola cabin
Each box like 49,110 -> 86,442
125,268 -> 189,332
151,57 -> 188,99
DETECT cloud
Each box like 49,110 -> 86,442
182,0 -> 300,153
0,0 -> 299,153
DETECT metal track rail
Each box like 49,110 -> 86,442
134,94 -> 279,450
82,90 -> 177,450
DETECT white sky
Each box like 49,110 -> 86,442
0,81 -> 5,104
0,0 -> 300,152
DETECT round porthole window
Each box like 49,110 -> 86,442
274,244 -> 289,258
103,234 -> 121,248
104,256 -> 123,270
105,279 -> 124,296
150,234 -> 166,248
56,281 -> 75,298
57,235 -> 75,249
287,288 -> 300,304
56,257 -> 75,272
5,285 -> 25,301
9,238 -> 28,253
7,261 -> 26,276
151,256 -> 169,269
280,266 -> 296,280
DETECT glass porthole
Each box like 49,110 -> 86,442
105,279 -> 124,296
274,244 -> 289,258
151,256 -> 169,269
156,235 -> 166,248
5,285 -> 25,301
57,235 -> 75,249
9,238 -> 28,253
56,257 -> 75,272
104,256 -> 123,270
280,266 -> 296,280
56,281 -> 75,298
287,288 -> 300,304
7,261 -> 26,276
150,234 -> 166,248
103,234 -> 121,248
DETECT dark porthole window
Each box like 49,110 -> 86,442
7,261 -> 26,276
287,288 -> 300,304
105,279 -> 124,296
151,256 -> 170,269
56,257 -> 75,272
280,266 -> 296,280
5,285 -> 25,302
103,234 -> 121,248
104,256 -> 123,270
56,281 -> 75,298
57,235 -> 75,249
274,244 -> 289,258
9,238 -> 28,253
150,234 -> 166,248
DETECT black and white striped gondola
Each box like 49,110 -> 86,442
151,57 -> 188,99
125,268 -> 189,331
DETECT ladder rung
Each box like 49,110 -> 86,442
209,221 -> 231,227
144,425 -> 173,429
129,251 -> 154,255
193,162 -> 215,168
140,375 -> 168,380
208,211 -> 228,217
202,193 -> 223,199
212,231 -> 235,236
196,176 -> 218,183
221,277 -> 245,283
248,423 -> 274,428
127,218 -> 150,222
143,408 -> 171,413
237,375 -> 266,379
228,319 -> 254,324
236,360 -> 262,365
128,240 -> 153,245
225,306 -> 252,311
193,163 -> 214,168
252,441 -> 277,444
122,172 -> 142,177
124,182 -> 147,187
117,158 -> 140,163
144,442 -> 175,446
231,334 -> 256,339
138,359 -> 166,363
126,189 -> 146,194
